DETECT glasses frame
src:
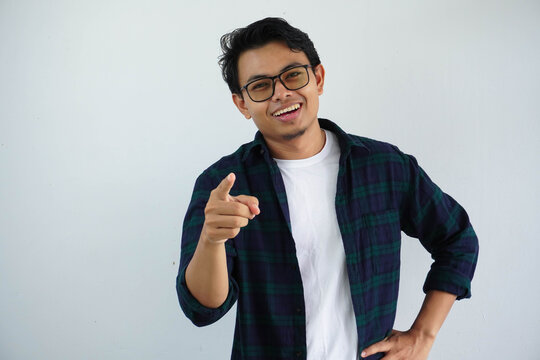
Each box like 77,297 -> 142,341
240,64 -> 313,102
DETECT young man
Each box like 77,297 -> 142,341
177,18 -> 478,360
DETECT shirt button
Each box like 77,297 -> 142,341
296,308 -> 302,313
296,351 -> 302,357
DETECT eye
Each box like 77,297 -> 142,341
285,71 -> 301,79
249,80 -> 271,91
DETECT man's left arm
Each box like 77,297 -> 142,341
363,149 -> 479,359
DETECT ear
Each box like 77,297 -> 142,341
232,93 -> 252,119
314,64 -> 325,95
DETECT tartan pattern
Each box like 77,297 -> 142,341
176,119 -> 478,360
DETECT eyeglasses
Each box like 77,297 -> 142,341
240,64 -> 312,102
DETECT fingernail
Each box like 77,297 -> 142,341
361,351 -> 366,357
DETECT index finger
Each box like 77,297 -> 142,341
213,173 -> 235,200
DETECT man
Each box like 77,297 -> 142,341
176,17 -> 478,360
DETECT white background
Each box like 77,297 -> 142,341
1,0 -> 539,359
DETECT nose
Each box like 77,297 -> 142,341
271,78 -> 292,101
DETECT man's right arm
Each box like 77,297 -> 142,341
184,173 -> 259,309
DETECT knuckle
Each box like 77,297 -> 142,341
205,200 -> 222,215
228,228 -> 240,239
205,218 -> 216,228
232,217 -> 244,228
230,202 -> 243,212
204,207 -> 215,222
204,200 -> 216,212
238,204 -> 251,216
206,228 -> 217,239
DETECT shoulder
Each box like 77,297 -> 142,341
353,134 -> 401,153
347,132 -> 410,164
196,138 -> 261,186
320,118 -> 408,161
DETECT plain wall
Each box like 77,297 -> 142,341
1,0 -> 539,359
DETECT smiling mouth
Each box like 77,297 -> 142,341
272,103 -> 301,117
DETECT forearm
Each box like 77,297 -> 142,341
183,172 -> 258,310
410,290 -> 456,339
185,229 -> 230,309
361,290 -> 457,358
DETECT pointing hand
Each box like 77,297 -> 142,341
201,173 -> 260,244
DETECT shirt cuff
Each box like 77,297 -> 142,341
423,267 -> 472,300
176,265 -> 237,326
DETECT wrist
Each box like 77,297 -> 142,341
409,325 -> 437,342
200,226 -> 227,247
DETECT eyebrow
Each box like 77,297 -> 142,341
245,62 -> 304,84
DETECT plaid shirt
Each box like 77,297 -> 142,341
176,119 -> 478,360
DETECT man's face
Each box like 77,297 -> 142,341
232,41 -> 325,145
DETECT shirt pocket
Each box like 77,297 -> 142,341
361,208 -> 402,274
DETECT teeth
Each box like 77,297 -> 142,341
273,104 -> 300,116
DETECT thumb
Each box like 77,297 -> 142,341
214,173 -> 235,200
233,195 -> 260,216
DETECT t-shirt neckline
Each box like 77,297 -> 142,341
273,130 -> 336,169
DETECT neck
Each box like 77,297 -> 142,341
266,123 -> 326,160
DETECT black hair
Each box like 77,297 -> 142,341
218,17 -> 321,95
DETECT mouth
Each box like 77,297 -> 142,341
271,103 -> 302,121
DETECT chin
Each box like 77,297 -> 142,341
282,127 -> 307,141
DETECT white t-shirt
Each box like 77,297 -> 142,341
274,130 -> 358,360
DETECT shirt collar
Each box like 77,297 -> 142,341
241,118 -> 370,162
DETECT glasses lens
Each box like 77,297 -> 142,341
247,78 -> 274,102
281,66 -> 309,90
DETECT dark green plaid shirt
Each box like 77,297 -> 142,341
177,119 -> 478,360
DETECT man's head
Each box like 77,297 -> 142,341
219,17 -> 321,95
219,18 -> 326,152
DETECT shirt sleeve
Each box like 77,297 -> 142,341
398,150 -> 479,300
176,172 -> 239,326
